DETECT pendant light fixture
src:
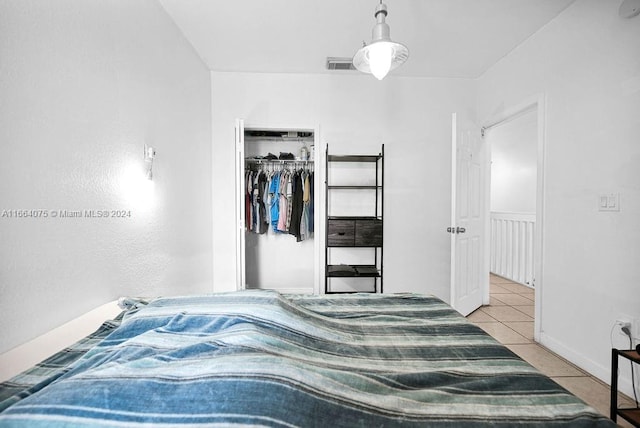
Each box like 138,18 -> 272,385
353,1 -> 409,80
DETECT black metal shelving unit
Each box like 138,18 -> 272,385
610,349 -> 640,427
325,144 -> 384,294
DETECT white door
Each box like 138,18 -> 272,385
450,113 -> 488,316
235,119 -> 246,290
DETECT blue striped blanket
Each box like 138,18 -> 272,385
0,291 -> 613,427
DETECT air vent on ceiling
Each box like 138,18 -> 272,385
326,57 -> 356,71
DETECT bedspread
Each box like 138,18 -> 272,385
0,290 -> 613,427
0,315 -> 123,413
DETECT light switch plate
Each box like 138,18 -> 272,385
598,193 -> 620,212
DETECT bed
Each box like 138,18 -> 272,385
0,290 -> 614,427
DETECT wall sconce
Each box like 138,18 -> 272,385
144,144 -> 156,180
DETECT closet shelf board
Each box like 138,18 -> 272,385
327,264 -> 381,277
327,155 -> 381,163
327,185 -> 381,190
327,216 -> 382,220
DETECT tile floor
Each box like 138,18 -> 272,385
467,274 -> 636,427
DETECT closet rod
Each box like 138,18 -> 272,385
481,105 -> 536,137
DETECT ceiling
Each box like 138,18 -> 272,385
158,0 -> 575,79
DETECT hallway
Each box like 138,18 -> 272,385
467,274 -> 635,425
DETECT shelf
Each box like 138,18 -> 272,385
328,185 -> 380,190
611,349 -> 640,427
328,216 -> 382,220
327,244 -> 382,248
325,290 -> 377,294
245,157 -> 312,164
327,265 -> 381,277
244,129 -> 313,143
327,154 -> 381,163
619,350 -> 640,363
617,409 -> 640,426
325,144 -> 383,294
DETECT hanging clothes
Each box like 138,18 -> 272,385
300,170 -> 311,241
245,170 -> 253,231
288,171 -> 303,241
252,171 -> 259,231
285,171 -> 293,232
257,171 -> 268,234
308,171 -> 314,233
277,170 -> 289,233
245,160 -> 314,242
269,170 -> 280,233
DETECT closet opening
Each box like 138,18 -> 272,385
235,121 -> 321,294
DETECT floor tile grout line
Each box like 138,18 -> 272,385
501,323 -> 534,343
484,280 -> 633,421
487,279 -> 586,375
510,306 -> 535,318
483,275 -> 640,422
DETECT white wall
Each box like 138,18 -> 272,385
477,0 -> 640,396
212,71 -> 476,299
488,109 -> 537,213
0,0 -> 213,354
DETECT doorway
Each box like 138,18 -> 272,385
234,119 -> 322,295
482,95 -> 545,342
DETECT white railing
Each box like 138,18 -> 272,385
490,212 -> 535,287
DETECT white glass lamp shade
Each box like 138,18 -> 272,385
352,2 -> 409,80
353,40 -> 408,80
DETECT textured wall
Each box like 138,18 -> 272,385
477,0 -> 640,396
0,0 -> 213,354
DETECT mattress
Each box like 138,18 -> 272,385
0,290 -> 614,427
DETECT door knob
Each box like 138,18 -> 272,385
446,227 -> 466,234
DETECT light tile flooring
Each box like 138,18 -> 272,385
467,274 -> 636,427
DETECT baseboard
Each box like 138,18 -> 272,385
540,332 -> 636,399
0,300 -> 121,382
248,286 -> 314,294
278,288 -> 314,294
